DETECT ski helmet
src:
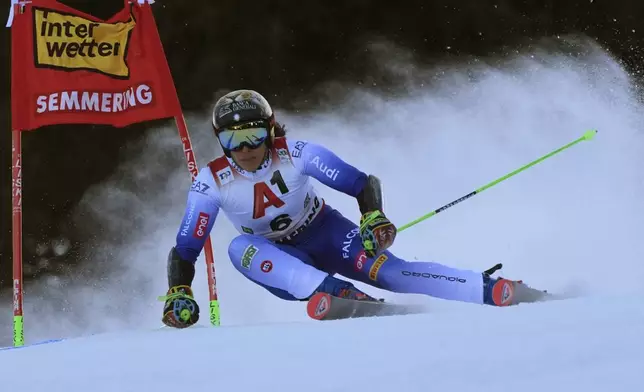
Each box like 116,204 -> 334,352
211,89 -> 276,157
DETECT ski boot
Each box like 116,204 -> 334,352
482,263 -> 550,306
306,275 -> 391,320
313,275 -> 382,302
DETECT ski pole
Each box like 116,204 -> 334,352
398,129 -> 597,232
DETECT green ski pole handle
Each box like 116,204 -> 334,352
398,129 -> 597,232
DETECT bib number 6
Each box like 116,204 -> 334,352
270,213 -> 293,232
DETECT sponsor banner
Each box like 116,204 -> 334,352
11,0 -> 181,130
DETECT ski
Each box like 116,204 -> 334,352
306,292 -> 427,321
509,280 -> 580,305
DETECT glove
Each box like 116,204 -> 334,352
160,285 -> 200,328
359,210 -> 397,258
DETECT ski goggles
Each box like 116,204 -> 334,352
217,121 -> 269,151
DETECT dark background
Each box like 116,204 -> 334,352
0,0 -> 642,289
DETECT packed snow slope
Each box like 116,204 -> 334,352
1,295 -> 643,392
1,37 -> 644,388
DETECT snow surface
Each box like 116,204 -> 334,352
2,294 -> 643,391
2,37 -> 644,391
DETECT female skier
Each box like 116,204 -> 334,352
161,89 -> 544,328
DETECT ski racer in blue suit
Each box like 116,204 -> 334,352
161,89 -> 546,328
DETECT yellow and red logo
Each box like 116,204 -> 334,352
33,7 -> 135,78
368,254 -> 388,281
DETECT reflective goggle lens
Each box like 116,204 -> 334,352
218,126 -> 268,151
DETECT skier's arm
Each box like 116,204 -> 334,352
288,139 -> 383,213
288,139 -> 369,197
287,139 -> 392,256
173,167 -> 221,264
161,168 -> 220,328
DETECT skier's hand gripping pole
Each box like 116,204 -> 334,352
398,129 -> 598,232
360,210 -> 397,257
159,285 -> 200,328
